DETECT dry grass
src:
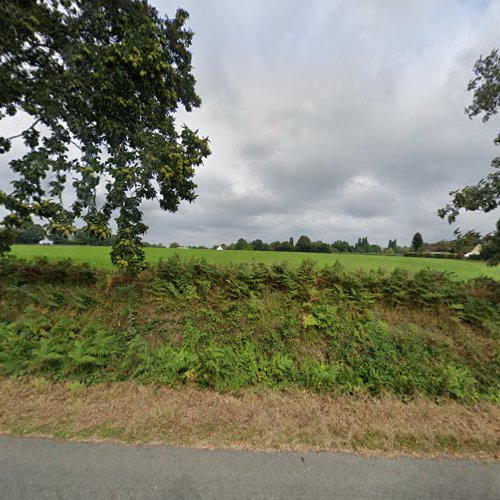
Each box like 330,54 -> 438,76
1,377 -> 499,460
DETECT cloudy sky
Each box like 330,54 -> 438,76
1,0 -> 499,247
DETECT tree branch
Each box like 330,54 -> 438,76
70,139 -> 83,151
6,119 -> 41,141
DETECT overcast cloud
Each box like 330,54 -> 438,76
1,0 -> 499,246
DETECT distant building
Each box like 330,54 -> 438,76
39,238 -> 53,245
216,245 -> 224,251
464,244 -> 482,258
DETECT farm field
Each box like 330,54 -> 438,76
10,244 -> 500,280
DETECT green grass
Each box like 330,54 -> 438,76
10,244 -> 500,280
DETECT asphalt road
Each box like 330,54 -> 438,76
0,436 -> 498,499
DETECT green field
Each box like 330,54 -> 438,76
9,244 -> 499,280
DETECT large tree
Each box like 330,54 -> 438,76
411,232 -> 423,252
331,240 -> 352,253
250,239 -> 265,251
354,236 -> 370,253
14,222 -> 45,244
0,1 -> 210,272
295,235 -> 312,252
235,238 -> 251,250
438,49 -> 499,265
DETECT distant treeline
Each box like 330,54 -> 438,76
212,231 -> 488,257
12,223 -> 489,258
212,236 -> 387,254
12,224 -> 165,248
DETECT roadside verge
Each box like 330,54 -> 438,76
1,377 -> 498,460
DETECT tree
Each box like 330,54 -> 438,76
387,239 -> 398,251
277,240 -> 294,252
331,240 -> 352,252
14,223 -> 45,244
269,240 -> 293,252
73,228 -> 114,246
49,233 -> 69,245
411,232 -> 424,252
451,230 -> 482,255
354,237 -> 370,253
426,240 -> 453,253
310,240 -> 331,253
295,235 -> 312,252
438,49 -> 499,265
250,239 -> 265,251
481,220 -> 500,265
169,242 -> 181,248
0,1 -> 210,272
235,238 -> 250,250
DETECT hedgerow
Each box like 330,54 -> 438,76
0,256 -> 498,400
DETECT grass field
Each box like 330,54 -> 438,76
10,244 -> 500,280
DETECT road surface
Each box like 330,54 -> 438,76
0,436 -> 498,499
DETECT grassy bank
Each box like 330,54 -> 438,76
10,244 -> 500,280
1,256 -> 498,401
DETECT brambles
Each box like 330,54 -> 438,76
0,257 -> 498,400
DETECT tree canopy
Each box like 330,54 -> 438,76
0,0 -> 210,272
411,232 -> 423,252
235,238 -> 251,250
13,222 -> 45,244
438,49 -> 499,264
387,239 -> 398,251
295,235 -> 312,252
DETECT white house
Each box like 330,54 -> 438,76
464,244 -> 482,258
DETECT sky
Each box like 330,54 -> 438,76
1,0 -> 499,247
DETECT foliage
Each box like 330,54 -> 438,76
331,240 -> 352,253
0,1 -> 210,272
270,240 -> 295,252
250,239 -> 267,251
0,255 -> 100,286
411,232 -> 424,252
387,239 -> 398,251
354,237 -> 372,253
14,223 -> 45,244
0,257 -> 498,401
235,238 -> 251,250
451,230 -> 482,255
310,240 -> 332,253
439,49 -> 499,265
220,233 -> 492,258
481,220 -> 500,266
295,235 -> 312,252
